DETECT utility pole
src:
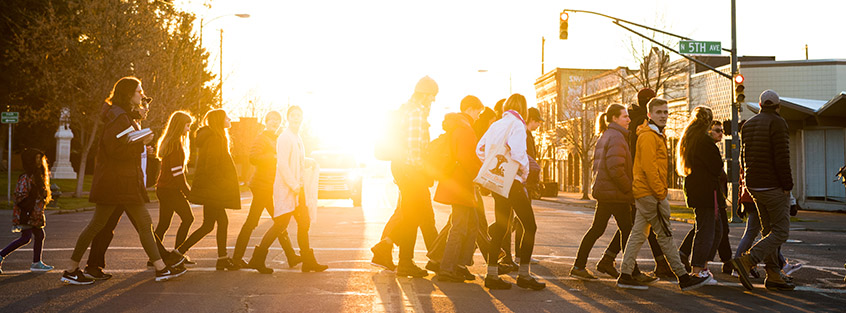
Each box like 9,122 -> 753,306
220,29 -> 224,108
541,37 -> 546,75
730,0 -> 741,222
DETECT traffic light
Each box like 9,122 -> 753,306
559,12 -> 569,40
733,73 -> 745,104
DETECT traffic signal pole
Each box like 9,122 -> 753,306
729,0 -> 741,222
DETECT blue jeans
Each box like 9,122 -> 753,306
735,202 -> 785,267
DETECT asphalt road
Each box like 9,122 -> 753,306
1,176 -> 845,312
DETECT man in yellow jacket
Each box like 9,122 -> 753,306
616,98 -> 709,291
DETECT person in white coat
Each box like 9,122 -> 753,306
248,106 -> 328,273
476,94 -> 545,290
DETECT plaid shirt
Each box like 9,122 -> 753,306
404,102 -> 430,167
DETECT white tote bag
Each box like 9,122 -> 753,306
474,124 -> 520,198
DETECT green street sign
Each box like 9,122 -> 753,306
680,41 -> 722,55
1,112 -> 18,124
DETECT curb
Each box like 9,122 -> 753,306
52,207 -> 96,215
669,216 -> 695,224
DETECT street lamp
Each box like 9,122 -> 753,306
199,13 -> 250,108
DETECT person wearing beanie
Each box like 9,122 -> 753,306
371,76 -> 439,278
730,89 -> 796,291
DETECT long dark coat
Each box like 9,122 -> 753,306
89,104 -> 149,205
188,127 -> 241,209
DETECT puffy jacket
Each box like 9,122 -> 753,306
249,130 -> 278,193
188,127 -> 241,209
740,106 -> 793,191
89,104 -> 149,205
591,122 -> 633,203
683,132 -> 726,209
434,113 -> 482,207
632,121 -> 668,200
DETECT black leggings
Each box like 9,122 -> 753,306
489,181 -> 536,266
258,204 -> 311,251
155,188 -> 194,249
574,201 -> 632,268
1,228 -> 45,262
177,205 -> 229,257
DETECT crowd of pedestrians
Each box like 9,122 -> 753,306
0,75 -> 834,293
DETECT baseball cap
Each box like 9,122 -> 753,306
760,89 -> 780,106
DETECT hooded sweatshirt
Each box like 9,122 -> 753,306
434,113 -> 482,207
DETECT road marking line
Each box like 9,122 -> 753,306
397,277 -> 424,313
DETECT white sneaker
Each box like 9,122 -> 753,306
783,263 -> 803,276
698,269 -> 718,285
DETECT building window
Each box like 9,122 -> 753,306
804,129 -> 846,203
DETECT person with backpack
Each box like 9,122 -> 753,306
232,111 -> 301,270
247,106 -> 328,274
569,104 -> 634,280
174,109 -> 242,271
615,98 -> 708,291
0,148 -> 54,273
371,76 -> 439,277
477,93 -> 545,290
424,95 -> 485,282
62,77 -> 185,285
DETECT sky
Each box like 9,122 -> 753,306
174,0 -> 845,155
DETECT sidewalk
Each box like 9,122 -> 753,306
543,191 -> 846,232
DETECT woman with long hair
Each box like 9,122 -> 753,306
62,77 -> 185,284
175,109 -> 241,270
155,111 -> 195,251
677,106 -> 724,283
1,148 -> 54,273
477,93 -> 544,290
570,103 -> 635,280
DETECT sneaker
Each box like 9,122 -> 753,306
729,255 -> 755,290
396,262 -> 428,278
155,265 -> 187,282
165,251 -> 186,268
370,242 -> 396,271
61,269 -> 94,285
456,266 -> 475,281
698,269 -> 718,285
678,273 -> 709,291
83,267 -> 113,280
184,254 -> 196,265
569,267 -> 598,280
616,273 -> 648,290
484,276 -> 512,290
633,271 -> 659,284
31,261 -> 54,272
516,275 -> 546,290
596,256 -> 620,278
782,263 -> 803,276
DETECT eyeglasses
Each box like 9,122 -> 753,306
712,128 -> 723,134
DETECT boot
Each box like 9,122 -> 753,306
596,254 -> 620,278
764,267 -> 794,291
216,257 -> 239,271
248,246 -> 274,274
278,234 -> 302,268
301,249 -> 328,273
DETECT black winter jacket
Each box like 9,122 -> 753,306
591,122 -> 634,203
188,127 -> 241,209
683,132 -> 726,209
89,104 -> 149,205
249,130 -> 278,193
740,107 -> 793,191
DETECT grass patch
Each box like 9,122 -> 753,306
670,205 -> 695,220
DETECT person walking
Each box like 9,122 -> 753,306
248,106 -> 327,274
569,104 -> 634,280
61,77 -> 185,284
428,95 -> 485,282
478,94 -> 545,290
602,89 -> 671,280
730,89 -> 796,291
675,106 -> 724,285
615,98 -> 708,291
0,148 -> 54,273
232,111 -> 301,269
174,109 -> 241,271
154,111 -> 195,253
370,76 -> 439,277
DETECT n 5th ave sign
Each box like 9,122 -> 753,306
1,112 -> 18,124
680,41 -> 721,55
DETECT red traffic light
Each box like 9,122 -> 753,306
560,12 -> 569,21
734,74 -> 744,84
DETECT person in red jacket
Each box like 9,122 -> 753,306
431,95 -> 485,282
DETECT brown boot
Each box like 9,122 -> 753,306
248,246 -> 274,274
729,254 -> 755,290
764,267 -> 795,291
301,249 -> 328,273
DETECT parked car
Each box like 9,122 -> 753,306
311,150 -> 363,207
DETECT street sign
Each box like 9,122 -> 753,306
1,112 -> 18,124
680,41 -> 722,55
